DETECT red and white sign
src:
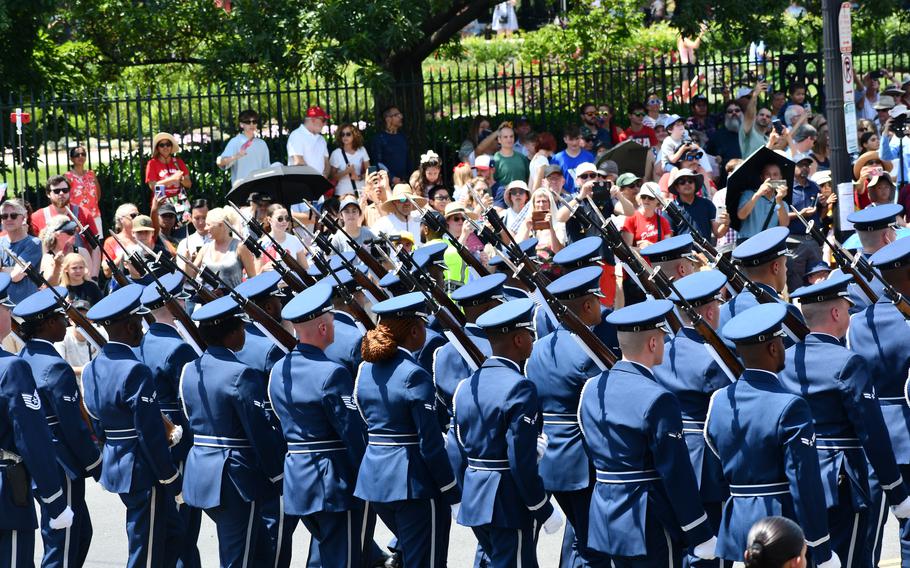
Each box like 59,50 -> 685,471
839,2 -> 852,53
842,53 -> 854,97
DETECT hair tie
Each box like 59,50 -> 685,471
453,162 -> 468,172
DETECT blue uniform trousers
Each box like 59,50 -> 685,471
867,464 -> 910,567
38,474 -> 91,568
204,478 -> 262,568
120,484 -> 184,568
0,529 -> 35,567
373,499 -> 450,568
176,502 -> 202,568
684,502 -> 727,568
553,488 -> 611,568
609,510 -> 686,568
256,493 -> 297,568
473,523 -> 539,568
301,499 -> 375,567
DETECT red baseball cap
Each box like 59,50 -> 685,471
306,106 -> 330,119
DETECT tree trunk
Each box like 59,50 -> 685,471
376,58 -> 427,169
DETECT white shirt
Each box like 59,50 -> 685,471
372,212 -> 424,245
329,147 -> 370,196
287,125 -> 329,171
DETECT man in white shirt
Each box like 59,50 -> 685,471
287,105 -> 331,176
216,109 -> 271,185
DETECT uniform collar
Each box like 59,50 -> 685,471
488,356 -> 521,372
149,321 -> 181,336
397,346 -> 416,359
207,345 -> 239,360
332,310 -> 356,326
615,359 -> 655,380
807,332 -> 843,345
680,326 -> 706,343
29,338 -> 56,348
295,342 -> 324,356
742,368 -> 779,383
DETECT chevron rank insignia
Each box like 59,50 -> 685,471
341,395 -> 357,410
21,390 -> 41,410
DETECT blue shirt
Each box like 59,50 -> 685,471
0,235 -> 42,304
788,180 -> 820,236
672,196 -> 716,246
879,134 -> 910,185
219,133 -> 271,185
736,190 -> 786,239
370,131 -> 411,182
550,149 -> 595,194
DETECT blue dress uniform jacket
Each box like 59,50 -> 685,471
718,284 -> 805,347
179,346 -> 285,509
234,322 -> 286,378
847,253 -> 885,315
0,348 -> 67,529
138,323 -> 198,462
268,343 -> 367,516
453,357 -> 553,528
20,339 -> 101,481
526,312 -> 619,492
849,298 -> 910,463
652,327 -> 730,504
433,324 -> 492,450
705,369 -> 834,563
578,360 -> 714,558
82,342 -> 179,493
354,347 -> 460,504
323,311 -> 364,376
418,328 -> 447,374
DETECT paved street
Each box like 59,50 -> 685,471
31,481 -> 901,566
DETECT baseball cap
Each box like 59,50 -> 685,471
158,202 -> 178,216
543,164 -> 564,178
305,106 -> 330,119
616,172 -> 642,187
474,155 -> 493,170
575,162 -> 597,177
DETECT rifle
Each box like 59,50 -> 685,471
3,247 -> 108,349
121,248 -> 207,355
559,193 -> 683,333
221,220 -> 307,293
65,207 -> 129,287
104,233 -> 159,326
407,196 -> 490,277
378,236 -> 468,327
227,202 -> 316,288
373,244 -> 486,370
133,240 -> 218,304
648,266 -> 744,381
300,199 -> 389,278
647,187 -> 810,342
291,228 -> 376,331
197,265 -> 297,352
791,208 -> 879,305
296,222 -> 390,303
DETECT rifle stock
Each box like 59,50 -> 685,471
410,197 -> 490,277
302,200 -> 389,278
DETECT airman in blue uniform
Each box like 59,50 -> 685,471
652,270 -> 732,568
354,293 -> 461,567
138,272 -> 202,568
639,234 -> 700,281
843,203 -> 901,313
539,236 -> 603,336
412,242 -> 449,332
783,273 -> 910,567
180,295 -> 286,568
377,267 -> 447,374
707,303 -> 838,567
717,227 -> 805,345
14,287 -> 101,568
579,299 -> 717,567
849,236 -> 910,565
269,283 -> 374,566
488,237 -> 538,303
318,268 -> 369,376
453,298 -> 564,567
526,265 -> 618,568
0,274 -> 75,565
82,284 -> 184,568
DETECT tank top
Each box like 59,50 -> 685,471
202,239 -> 243,290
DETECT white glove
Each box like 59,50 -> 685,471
817,551 -> 841,568
536,433 -> 549,463
542,505 -> 564,534
49,506 -> 74,530
892,496 -> 910,519
451,502 -> 460,519
168,425 -> 183,447
693,536 -> 717,560
175,492 -> 185,506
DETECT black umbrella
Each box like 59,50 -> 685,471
598,139 -> 650,178
725,147 -> 795,232
225,165 -> 333,208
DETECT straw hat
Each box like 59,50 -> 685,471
853,151 -> 892,180
152,132 -> 181,155
380,184 -> 428,214
443,202 -> 479,221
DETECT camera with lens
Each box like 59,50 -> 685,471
892,114 -> 908,138
683,150 -> 704,162
591,181 -> 613,204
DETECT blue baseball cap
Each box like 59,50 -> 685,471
12,287 -> 66,320
451,273 -> 507,307
721,303 -> 788,344
475,298 -> 536,334
282,282 -> 334,323
86,283 -> 150,325
732,227 -> 792,267
606,298 -> 674,332
668,270 -> 727,307
546,265 -> 604,300
790,272 -> 853,305
640,234 -> 695,263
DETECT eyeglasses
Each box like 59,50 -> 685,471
577,173 -> 597,180
449,215 -> 466,222
50,187 -> 69,194
647,99 -> 661,106
432,195 -> 451,201
632,112 -> 646,117
240,120 -> 258,124
726,108 -> 742,114
157,141 -> 173,148
274,216 -> 288,222
71,152 -> 86,157
0,213 -> 20,220
341,131 -> 353,138
122,212 -> 139,219
639,195 -> 656,201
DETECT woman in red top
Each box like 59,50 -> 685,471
621,182 -> 672,249
145,132 -> 191,207
65,145 -> 102,234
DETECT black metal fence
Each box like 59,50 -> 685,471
2,47 -> 908,222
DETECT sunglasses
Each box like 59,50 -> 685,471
157,141 -> 173,148
341,131 -> 353,137
449,215 -> 466,222
726,109 -> 742,114
71,152 -> 86,157
122,212 -> 139,219
50,187 -> 70,194
274,216 -> 288,222
509,188 -> 528,196
632,112 -> 646,117
0,213 -> 20,220
240,120 -> 258,124
677,178 -> 697,185
432,195 -> 451,201
639,195 -> 656,201
647,99 -> 661,105
583,111 -> 597,116
577,173 -> 597,180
